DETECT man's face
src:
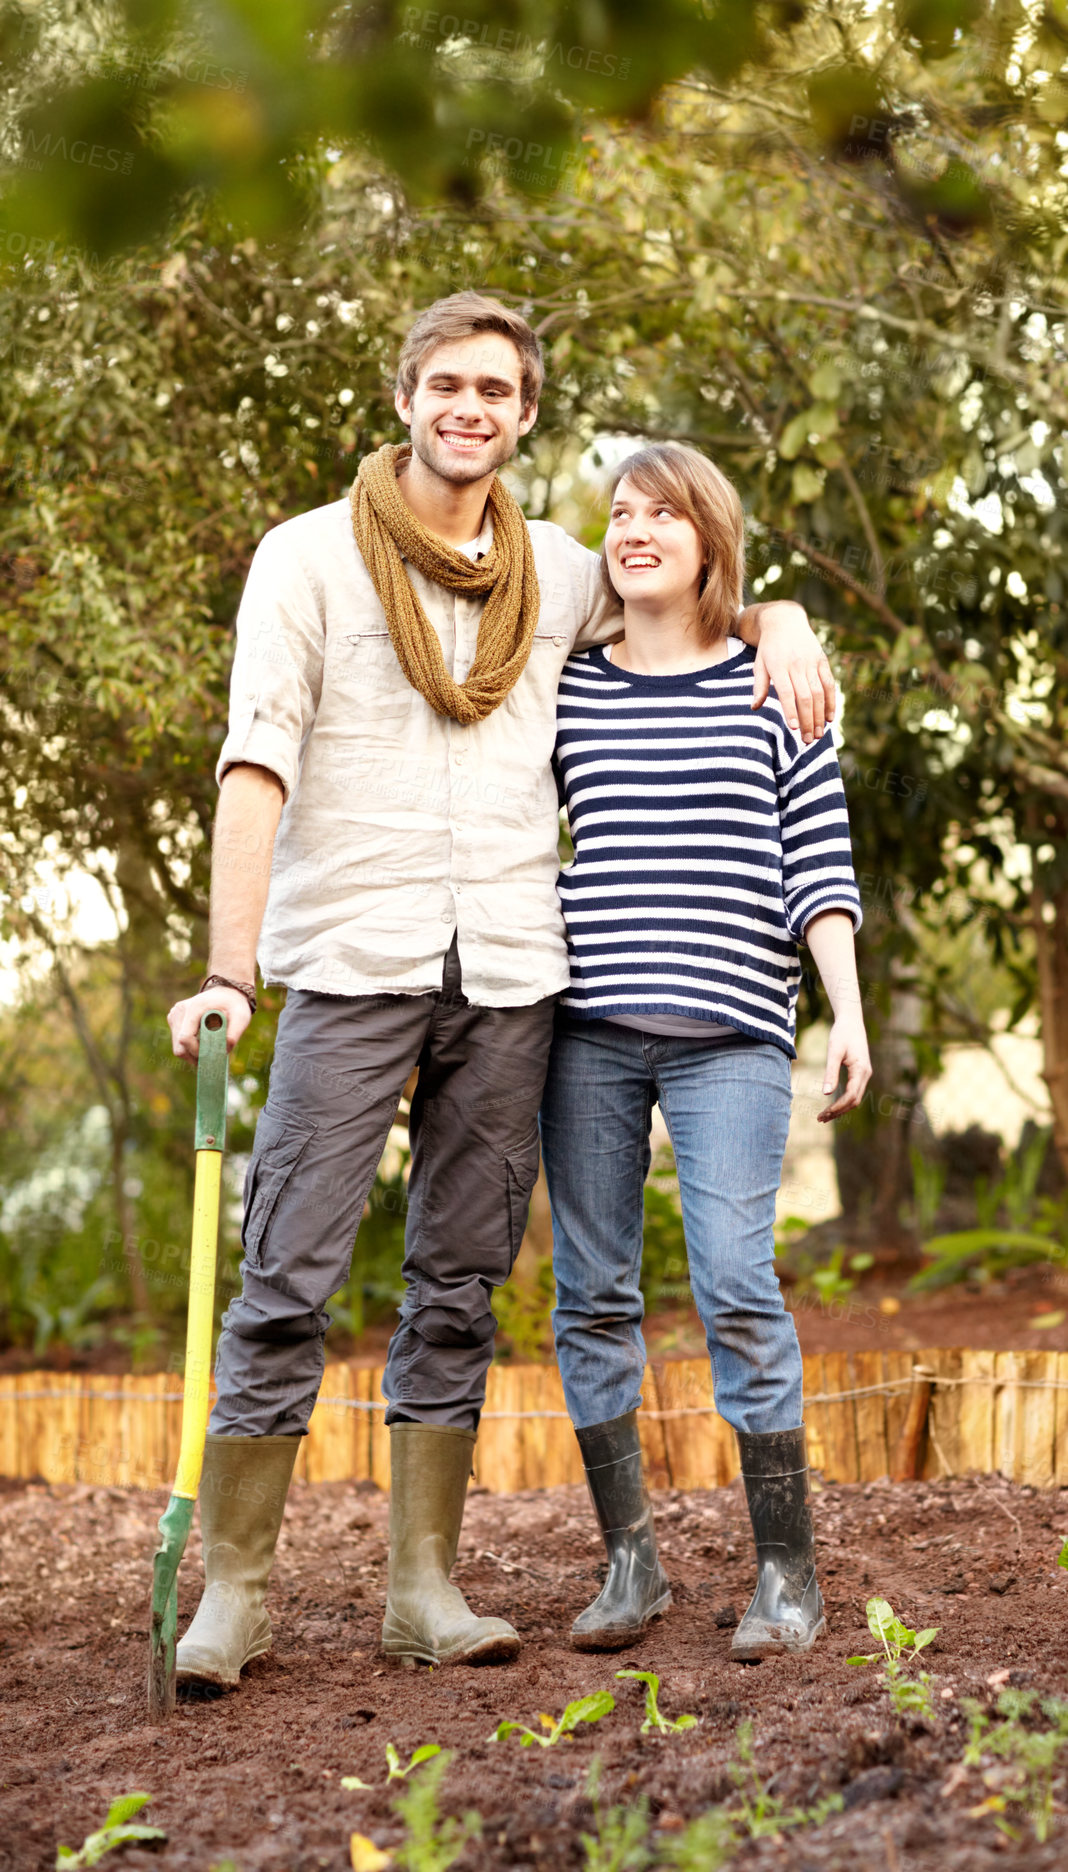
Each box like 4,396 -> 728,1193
395,332 -> 537,485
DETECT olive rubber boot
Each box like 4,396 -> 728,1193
731,1425 -> 825,1660
381,1423 -> 520,1665
571,1411 -> 672,1651
175,1434 -> 299,1689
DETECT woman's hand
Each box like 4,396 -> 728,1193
818,1013 -> 872,1122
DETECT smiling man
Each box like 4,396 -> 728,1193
165,292 -> 836,1687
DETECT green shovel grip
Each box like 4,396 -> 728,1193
194,1008 -> 229,1151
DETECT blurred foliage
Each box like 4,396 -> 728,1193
910,1123 -> 1068,1287
3,0 -> 1068,1352
1,1 -> 1026,252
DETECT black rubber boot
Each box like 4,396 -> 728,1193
731,1425 -> 825,1660
571,1411 -> 672,1651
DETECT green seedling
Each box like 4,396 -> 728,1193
341,1775 -> 374,1791
847,1596 -> 938,1720
727,1722 -> 843,1840
656,1809 -> 737,1871
960,1689 -> 1068,1843
386,1743 -> 443,1783
391,1751 -> 481,1872
580,1760 -> 651,1872
56,1793 -> 166,1869
490,1691 -> 615,1749
615,1670 -> 697,1736
1058,1538 -> 1068,1571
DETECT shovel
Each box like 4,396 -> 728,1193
147,1007 -> 229,1721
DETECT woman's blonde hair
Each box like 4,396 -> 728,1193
601,443 -> 746,644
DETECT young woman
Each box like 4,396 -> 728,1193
539,443 -> 871,1658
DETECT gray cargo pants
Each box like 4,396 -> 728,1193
210,939 -> 556,1435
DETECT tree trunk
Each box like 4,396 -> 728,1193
1032,879 -> 1068,1183
110,1105 -> 151,1315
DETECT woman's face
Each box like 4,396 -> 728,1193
604,476 -> 705,610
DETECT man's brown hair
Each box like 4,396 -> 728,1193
396,291 -> 544,410
601,443 -> 746,645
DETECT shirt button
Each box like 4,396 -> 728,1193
553,634 -> 565,648
440,909 -> 452,923
454,884 -> 463,897
453,746 -> 467,763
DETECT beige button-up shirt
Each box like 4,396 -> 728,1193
217,495 -> 622,1006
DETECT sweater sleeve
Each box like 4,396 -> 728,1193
775,721 -> 863,945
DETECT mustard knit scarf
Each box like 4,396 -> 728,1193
349,442 -> 540,725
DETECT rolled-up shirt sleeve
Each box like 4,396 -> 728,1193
567,537 -> 625,650
215,528 -> 325,803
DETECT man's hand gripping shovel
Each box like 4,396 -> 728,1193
147,1008 -> 229,1720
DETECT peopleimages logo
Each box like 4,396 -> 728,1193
21,129 -> 134,173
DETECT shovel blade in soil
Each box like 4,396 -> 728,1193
147,1493 -> 195,1721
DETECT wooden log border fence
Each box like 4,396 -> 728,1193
4,1349 -> 1068,1494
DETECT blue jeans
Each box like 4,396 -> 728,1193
539,1015 -> 803,1435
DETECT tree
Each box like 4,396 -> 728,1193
3,0 -> 1067,1306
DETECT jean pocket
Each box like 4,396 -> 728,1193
241,1104 -> 319,1269
505,1126 -> 542,1266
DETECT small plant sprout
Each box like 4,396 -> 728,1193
341,1775 -> 374,1791
391,1751 -> 481,1872
490,1691 -> 615,1749
385,1743 -> 443,1783
727,1722 -> 843,1839
55,1793 -> 166,1869
960,1689 -> 1068,1844
847,1596 -> 939,1721
656,1810 -> 736,1871
1058,1537 -> 1068,1571
615,1670 -> 697,1736
580,1760 -> 651,1871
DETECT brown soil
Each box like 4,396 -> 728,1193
647,1264 -> 1068,1362
3,1473 -> 1068,1872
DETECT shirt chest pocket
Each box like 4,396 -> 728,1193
504,631 -> 569,723
333,631 -> 413,720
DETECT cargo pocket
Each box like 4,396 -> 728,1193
241,1104 -> 319,1269
505,1125 -> 542,1267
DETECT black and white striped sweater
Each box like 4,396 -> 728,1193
553,642 -> 863,1058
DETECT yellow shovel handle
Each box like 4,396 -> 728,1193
172,1008 -> 229,1500
173,1149 -> 223,1500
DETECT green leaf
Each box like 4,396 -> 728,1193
384,1741 -> 441,1781
408,1745 -> 441,1772
1057,1539 -> 1068,1571
101,1797 -> 152,1831
846,1654 -> 876,1666
340,1776 -> 373,1791
809,360 -> 841,399
913,1628 -> 939,1653
791,462 -> 825,505
489,1720 -> 541,1746
558,1691 -> 616,1734
778,412 -> 810,461
865,1597 -> 897,1641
